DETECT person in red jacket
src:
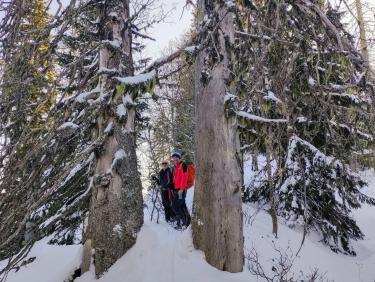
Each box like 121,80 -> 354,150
171,152 -> 191,229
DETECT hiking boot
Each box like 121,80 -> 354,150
173,219 -> 182,230
174,225 -> 183,231
185,214 -> 191,227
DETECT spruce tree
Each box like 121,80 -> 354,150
237,0 -> 375,254
0,1 -> 161,275
0,0 -> 57,259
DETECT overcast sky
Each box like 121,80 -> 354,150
142,1 -> 194,58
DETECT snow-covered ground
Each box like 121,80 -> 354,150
0,237 -> 81,282
243,162 -> 375,282
75,189 -> 250,282
1,170 -> 375,282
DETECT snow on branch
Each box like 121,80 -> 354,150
116,104 -> 127,119
57,122 -> 79,131
237,111 -> 288,123
356,131 -> 374,141
104,122 -> 114,134
297,116 -> 307,123
108,11 -> 119,19
39,153 -> 95,229
224,93 -> 238,103
264,91 -> 282,104
329,121 -> 373,141
122,94 -> 135,106
115,70 -> 156,85
75,85 -> 101,103
83,56 -> 98,70
111,149 -> 127,172
101,39 -> 121,49
60,164 -> 83,187
185,45 -> 200,53
143,32 -> 201,73
98,67 -> 119,75
326,93 -> 361,104
286,135 -> 341,169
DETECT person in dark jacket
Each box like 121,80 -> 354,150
159,160 -> 174,222
171,152 -> 191,229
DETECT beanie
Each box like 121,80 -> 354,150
171,152 -> 182,159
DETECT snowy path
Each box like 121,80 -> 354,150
77,222 -> 250,282
77,188 -> 250,282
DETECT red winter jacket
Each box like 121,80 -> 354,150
173,163 -> 188,191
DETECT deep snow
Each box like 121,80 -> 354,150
0,237 -> 81,282
75,222 -> 250,282
1,169 -> 375,282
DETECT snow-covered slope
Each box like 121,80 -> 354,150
244,164 -> 375,282
0,237 -> 81,282
1,171 -> 375,282
245,187 -> 375,281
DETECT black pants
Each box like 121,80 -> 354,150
172,190 -> 191,227
161,189 -> 174,221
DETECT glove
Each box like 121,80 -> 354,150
151,175 -> 159,184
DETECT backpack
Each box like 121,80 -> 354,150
176,163 -> 195,189
182,163 -> 195,189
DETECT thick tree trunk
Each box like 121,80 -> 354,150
192,0 -> 244,273
81,0 -> 143,276
355,0 -> 369,69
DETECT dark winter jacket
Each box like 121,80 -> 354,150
159,167 -> 173,190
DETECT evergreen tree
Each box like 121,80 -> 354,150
237,0 -> 375,254
1,0 -> 55,144
0,1 -> 163,275
0,0 -> 57,259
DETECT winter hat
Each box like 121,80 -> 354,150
171,152 -> 182,159
181,153 -> 193,165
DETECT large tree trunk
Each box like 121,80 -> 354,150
192,0 -> 244,273
355,0 -> 370,69
81,0 -> 143,276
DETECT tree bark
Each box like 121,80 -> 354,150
192,0 -> 244,273
355,0 -> 370,69
81,0 -> 143,276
